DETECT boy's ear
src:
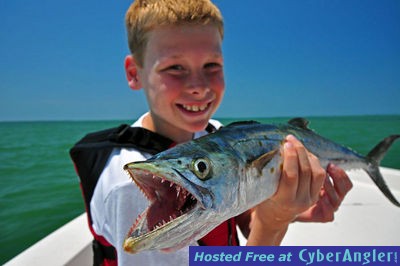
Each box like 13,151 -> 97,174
124,55 -> 142,90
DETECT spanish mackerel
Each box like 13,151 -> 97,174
123,118 -> 400,253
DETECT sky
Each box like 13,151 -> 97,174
1,0 -> 399,121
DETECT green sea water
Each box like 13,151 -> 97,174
1,115 -> 399,264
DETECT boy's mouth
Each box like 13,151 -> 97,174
178,103 -> 210,113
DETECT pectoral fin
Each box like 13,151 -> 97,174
251,149 -> 279,176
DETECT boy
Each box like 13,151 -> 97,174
72,0 -> 352,265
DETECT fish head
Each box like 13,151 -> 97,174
123,139 -> 242,253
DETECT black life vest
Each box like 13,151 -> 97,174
69,124 -> 239,266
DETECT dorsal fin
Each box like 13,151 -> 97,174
226,120 -> 260,127
288,117 -> 311,130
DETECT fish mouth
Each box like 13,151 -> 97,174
123,163 -> 204,253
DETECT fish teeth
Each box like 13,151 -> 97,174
137,186 -> 148,199
155,191 -> 161,201
132,213 -> 142,228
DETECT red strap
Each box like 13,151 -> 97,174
79,183 -> 114,247
103,259 -> 118,266
198,218 -> 239,246
169,142 -> 177,149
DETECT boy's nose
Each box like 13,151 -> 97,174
186,72 -> 210,96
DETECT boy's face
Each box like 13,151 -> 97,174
127,24 -> 225,141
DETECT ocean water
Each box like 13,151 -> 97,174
1,115 -> 399,264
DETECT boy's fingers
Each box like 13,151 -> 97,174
279,139 -> 299,202
322,176 -> 340,210
319,193 -> 335,222
308,153 -> 326,203
327,163 -> 353,199
286,135 -> 312,200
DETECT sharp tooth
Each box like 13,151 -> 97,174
170,182 -> 174,187
155,191 -> 160,200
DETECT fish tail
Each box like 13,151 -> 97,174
365,135 -> 400,207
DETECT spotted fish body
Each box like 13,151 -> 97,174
123,118 -> 400,253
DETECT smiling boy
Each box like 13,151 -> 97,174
76,0 -> 353,265
125,23 -> 224,143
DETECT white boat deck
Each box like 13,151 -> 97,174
281,167 -> 400,246
5,167 -> 400,265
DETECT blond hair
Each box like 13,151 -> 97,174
125,0 -> 224,66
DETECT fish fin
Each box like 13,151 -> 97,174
288,117 -> 311,130
251,149 -> 279,176
366,166 -> 400,207
366,135 -> 400,207
367,135 -> 400,164
227,120 -> 260,127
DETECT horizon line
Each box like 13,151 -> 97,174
1,113 -> 399,123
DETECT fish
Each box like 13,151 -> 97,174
123,118 -> 400,253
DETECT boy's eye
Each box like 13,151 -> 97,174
165,65 -> 186,73
204,62 -> 223,72
169,65 -> 184,71
163,65 -> 187,76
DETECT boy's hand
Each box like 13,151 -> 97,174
295,163 -> 353,222
252,135 -> 326,230
247,135 -> 327,245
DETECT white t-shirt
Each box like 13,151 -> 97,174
90,113 -> 222,265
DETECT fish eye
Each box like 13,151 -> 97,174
192,158 -> 211,180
